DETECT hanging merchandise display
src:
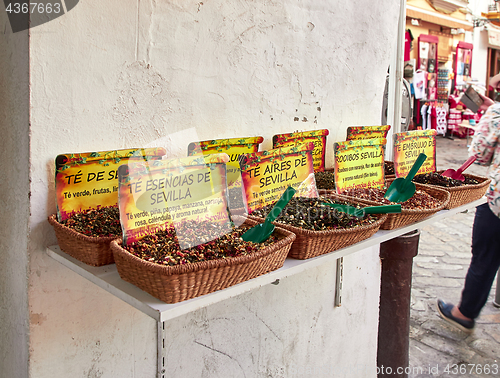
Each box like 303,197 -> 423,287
437,68 -> 451,101
448,107 -> 462,136
454,41 -> 473,90
417,34 -> 439,101
411,36 -> 453,136
428,72 -> 437,101
428,43 -> 437,74
420,102 -> 431,130
418,101 -> 447,135
436,105 -> 448,136
419,39 -> 429,71
414,70 -> 427,100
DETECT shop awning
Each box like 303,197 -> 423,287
407,5 -> 474,31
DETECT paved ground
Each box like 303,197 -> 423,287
408,136 -> 500,377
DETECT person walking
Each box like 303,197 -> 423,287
437,76 -> 500,333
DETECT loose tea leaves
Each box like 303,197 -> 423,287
123,220 -> 279,266
385,161 -> 395,176
341,187 -> 442,210
314,171 -> 336,190
61,206 -> 122,237
251,196 -> 377,231
412,172 -> 479,187
228,186 -> 246,209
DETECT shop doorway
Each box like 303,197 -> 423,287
487,48 -> 500,101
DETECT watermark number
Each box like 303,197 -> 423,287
5,2 -> 61,14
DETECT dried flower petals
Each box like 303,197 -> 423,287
123,220 -> 279,266
228,187 -> 246,209
341,187 -> 441,209
61,206 -> 122,237
251,196 -> 377,231
385,161 -> 395,176
413,172 -> 479,187
314,171 -> 336,190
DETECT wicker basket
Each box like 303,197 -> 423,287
48,214 -> 117,266
110,218 -> 296,304
415,172 -> 490,210
249,195 -> 387,260
326,183 -> 451,230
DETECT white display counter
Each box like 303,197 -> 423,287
46,197 -> 485,323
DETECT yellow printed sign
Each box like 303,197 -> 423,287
346,125 -> 391,140
393,130 -> 437,177
240,143 -> 318,214
272,129 -> 329,172
188,136 -> 263,220
187,137 -> 263,186
55,148 -> 166,221
334,139 -> 386,193
118,154 -> 231,246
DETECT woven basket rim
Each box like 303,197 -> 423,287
432,171 -> 491,192
320,185 -> 450,215
248,212 -> 387,237
111,220 -> 296,276
48,213 -> 120,244
386,179 -> 451,212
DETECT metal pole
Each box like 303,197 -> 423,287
385,0 -> 406,161
377,230 -> 420,378
335,257 -> 343,307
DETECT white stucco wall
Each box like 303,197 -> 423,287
468,0 -> 490,86
0,14 -> 30,378
3,0 -> 400,377
163,246 -> 380,378
472,30 -> 490,86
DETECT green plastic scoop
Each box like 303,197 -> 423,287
322,203 -> 402,218
242,186 -> 296,243
384,153 -> 427,203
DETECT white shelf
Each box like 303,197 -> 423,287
47,198 -> 485,323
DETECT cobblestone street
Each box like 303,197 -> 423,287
409,136 -> 499,377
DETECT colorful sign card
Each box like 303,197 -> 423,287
55,148 -> 166,221
187,136 -> 264,186
239,143 -> 318,214
334,138 -> 386,193
188,136 -> 264,221
118,154 -> 232,247
272,129 -> 329,172
393,130 -> 437,177
346,125 -> 391,140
